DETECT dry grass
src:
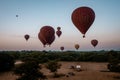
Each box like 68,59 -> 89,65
0,62 -> 120,80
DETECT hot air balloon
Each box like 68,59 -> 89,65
16,15 -> 18,17
48,35 -> 55,46
57,27 -> 61,31
38,26 -> 55,47
60,46 -> 64,51
56,30 -> 62,37
91,39 -> 98,47
24,34 -> 30,41
75,44 -> 80,50
71,6 -> 95,38
38,32 -> 47,47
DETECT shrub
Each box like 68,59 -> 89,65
45,60 -> 61,72
45,60 -> 61,78
14,61 -> 46,80
107,63 -> 120,72
107,50 -> 120,72
0,53 -> 15,72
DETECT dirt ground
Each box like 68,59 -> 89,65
0,62 -> 120,80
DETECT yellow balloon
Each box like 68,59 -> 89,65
75,44 -> 80,50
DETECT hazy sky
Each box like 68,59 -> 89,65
0,0 -> 120,51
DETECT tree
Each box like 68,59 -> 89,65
45,60 -> 61,77
14,61 -> 46,80
0,52 -> 15,72
107,50 -> 120,72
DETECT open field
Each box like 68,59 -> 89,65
0,62 -> 120,80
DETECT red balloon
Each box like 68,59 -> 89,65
38,32 -> 47,47
56,30 -> 62,37
38,26 -> 55,47
72,6 -> 95,38
60,46 -> 64,51
91,39 -> 98,47
47,35 -> 55,46
57,27 -> 61,31
24,34 -> 30,41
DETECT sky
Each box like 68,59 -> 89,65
0,0 -> 120,51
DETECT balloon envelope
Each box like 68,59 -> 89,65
91,39 -> 98,47
16,15 -> 18,17
24,34 -> 30,41
48,35 -> 55,46
57,27 -> 61,31
38,26 -> 55,47
38,32 -> 47,47
60,46 -> 64,51
56,30 -> 62,37
72,6 -> 95,38
75,44 -> 80,50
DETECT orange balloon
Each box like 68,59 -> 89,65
75,44 -> 80,50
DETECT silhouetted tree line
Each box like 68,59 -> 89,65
0,50 -> 120,63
